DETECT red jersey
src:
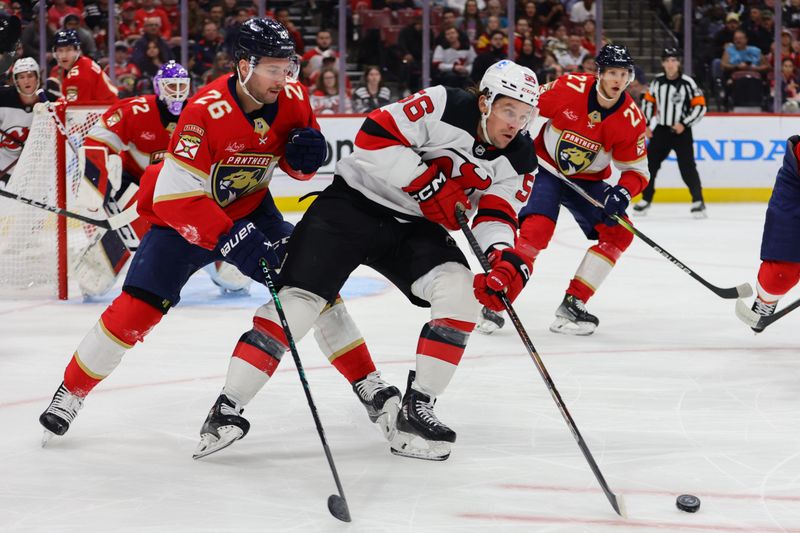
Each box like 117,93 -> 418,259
61,55 -> 119,105
535,72 -> 649,196
138,74 -> 318,250
84,94 -> 177,179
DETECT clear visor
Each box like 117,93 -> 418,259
251,56 -> 300,81
492,100 -> 538,130
158,77 -> 191,103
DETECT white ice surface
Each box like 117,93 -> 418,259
1,203 -> 799,533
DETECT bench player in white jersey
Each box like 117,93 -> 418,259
477,45 -> 649,336
0,57 -> 44,187
38,19 -> 389,449
195,60 -> 539,461
72,60 -> 193,297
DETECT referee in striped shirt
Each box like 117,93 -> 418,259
634,48 -> 708,218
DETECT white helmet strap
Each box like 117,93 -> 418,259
237,57 -> 266,106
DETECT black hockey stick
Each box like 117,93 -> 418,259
552,172 -> 752,300
735,296 -> 800,331
0,187 -> 138,230
258,258 -> 351,523
456,209 -> 627,518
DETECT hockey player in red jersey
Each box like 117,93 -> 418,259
195,60 -> 540,461
737,136 -> 800,332
52,29 -> 118,104
73,60 -> 190,297
475,45 -> 649,336
38,19 -> 387,449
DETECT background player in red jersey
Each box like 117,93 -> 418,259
195,60 -> 540,461
38,19 -> 382,450
475,45 -> 649,336
52,29 -> 118,104
738,136 -> 800,332
73,60 -> 190,298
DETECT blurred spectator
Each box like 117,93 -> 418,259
456,0 -> 485,43
135,0 -> 171,40
744,7 -> 771,54
721,29 -> 768,77
544,24 -> 568,55
537,0 -> 566,28
395,14 -> 428,92
83,0 -> 109,35
63,14 -> 97,58
775,57 -> 800,111
786,0 -> 800,29
187,0 -> 207,40
202,50 -> 232,84
569,0 -> 595,24
580,19 -> 597,55
713,12 -> 741,58
433,24 -> 476,88
132,18 -> 173,73
301,29 -> 338,79
353,65 -> 393,113
768,29 -> 798,67
556,34 -> 588,72
47,0 -> 81,33
447,0 -> 484,12
578,53 -> 595,73
537,49 -> 563,84
516,37 -> 542,72
626,65 -> 648,108
512,18 -> 529,54
223,6 -> 250,56
21,11 -> 54,60
136,39 -> 167,78
483,0 -> 507,28
521,0 -> 546,40
221,0 -> 237,19
105,41 -> 141,97
192,21 -> 223,76
475,15 -> 505,53
162,0 -> 180,40
118,2 -> 141,43
275,7 -> 305,54
311,67 -> 352,114
207,3 -> 226,31
470,29 -> 505,83
435,8 -> 470,48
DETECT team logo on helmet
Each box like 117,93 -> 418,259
556,131 -> 600,175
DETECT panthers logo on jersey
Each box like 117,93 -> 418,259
211,152 -> 277,206
556,130 -> 600,175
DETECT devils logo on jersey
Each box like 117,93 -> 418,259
211,152 -> 276,206
426,151 -> 492,192
556,130 -> 601,175
0,126 -> 28,151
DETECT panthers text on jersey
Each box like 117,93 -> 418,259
535,72 -> 649,195
341,84 -> 537,252
59,55 -> 118,105
137,74 -> 318,249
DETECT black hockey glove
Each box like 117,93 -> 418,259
602,185 -> 631,226
285,127 -> 327,174
217,219 -> 280,283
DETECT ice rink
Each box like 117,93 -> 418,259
1,203 -> 799,533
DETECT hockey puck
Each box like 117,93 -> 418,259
676,494 -> 701,513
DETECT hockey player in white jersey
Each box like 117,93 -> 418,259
0,57 -> 44,187
195,60 -> 539,461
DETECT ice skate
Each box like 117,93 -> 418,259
632,200 -> 651,216
750,297 -> 777,333
390,371 -> 455,461
193,394 -> 250,459
549,294 -> 599,336
352,371 -> 401,441
475,306 -> 505,334
39,382 -> 84,446
690,201 -> 707,219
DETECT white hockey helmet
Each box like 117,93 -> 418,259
478,60 -> 539,144
12,57 -> 40,96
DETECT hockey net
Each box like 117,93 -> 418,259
0,102 -> 110,300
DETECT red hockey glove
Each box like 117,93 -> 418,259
473,248 -> 532,311
402,163 -> 470,231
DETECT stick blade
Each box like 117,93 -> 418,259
735,298 -> 760,328
613,493 -> 628,519
327,494 -> 351,522
735,283 -> 754,299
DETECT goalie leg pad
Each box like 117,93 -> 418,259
74,230 -> 131,297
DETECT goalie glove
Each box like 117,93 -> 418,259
402,162 -> 470,231
76,145 -> 122,212
473,248 -> 532,311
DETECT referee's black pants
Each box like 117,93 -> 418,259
643,124 -> 704,203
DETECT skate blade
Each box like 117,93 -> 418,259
375,397 -> 401,442
692,211 -> 708,219
632,209 -> 648,217
475,319 -> 500,335
390,430 -> 451,461
550,317 -> 596,336
192,426 -> 244,459
41,430 -> 56,448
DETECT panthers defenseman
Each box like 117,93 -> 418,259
196,60 -> 539,461
73,60 -> 192,297
39,19 -> 391,449
477,45 -> 649,336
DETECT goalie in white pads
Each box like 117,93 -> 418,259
195,60 -> 539,461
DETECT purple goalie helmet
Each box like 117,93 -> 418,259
153,60 -> 190,116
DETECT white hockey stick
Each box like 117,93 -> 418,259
735,297 -> 800,332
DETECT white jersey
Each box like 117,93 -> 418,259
0,86 -> 36,174
337,85 -> 538,252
